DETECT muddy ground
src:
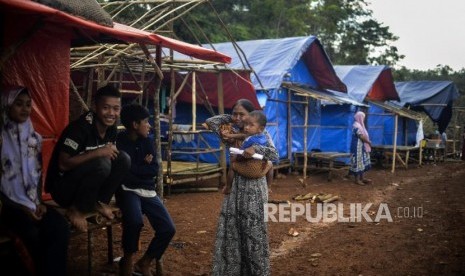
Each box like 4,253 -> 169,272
68,160 -> 465,275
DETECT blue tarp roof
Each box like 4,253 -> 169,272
203,36 -> 347,92
334,65 -> 399,103
395,81 -> 460,132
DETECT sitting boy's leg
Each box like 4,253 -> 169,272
142,196 -> 175,263
50,157 -> 114,231
98,151 -> 130,205
115,190 -> 144,276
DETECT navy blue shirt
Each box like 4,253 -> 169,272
116,131 -> 158,191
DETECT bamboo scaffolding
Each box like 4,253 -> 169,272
69,0 -> 261,195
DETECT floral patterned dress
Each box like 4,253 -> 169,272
206,114 -> 278,275
349,127 -> 371,175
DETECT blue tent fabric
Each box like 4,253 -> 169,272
334,65 -> 398,103
170,36 -> 352,163
395,81 -> 460,132
204,36 -> 347,92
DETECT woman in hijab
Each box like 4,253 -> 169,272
349,111 -> 372,185
0,87 -> 69,276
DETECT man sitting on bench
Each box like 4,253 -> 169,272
45,85 -> 130,232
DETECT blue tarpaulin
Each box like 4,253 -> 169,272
334,65 -> 399,103
334,65 -> 419,147
395,81 -> 460,133
172,36 -> 352,163
203,36 -> 347,92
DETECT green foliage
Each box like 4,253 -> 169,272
174,0 -> 403,66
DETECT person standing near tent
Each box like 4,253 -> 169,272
0,87 -> 69,276
205,99 -> 275,193
207,100 -> 278,275
45,85 -> 130,232
116,104 -> 175,276
349,111 -> 372,185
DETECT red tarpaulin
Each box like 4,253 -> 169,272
367,69 -> 400,101
1,0 -> 231,199
175,71 -> 261,110
0,0 -> 231,64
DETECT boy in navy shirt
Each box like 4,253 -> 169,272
116,104 -> 175,276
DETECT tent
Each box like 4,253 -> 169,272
395,81 -> 460,133
334,65 -> 421,145
1,0 -> 230,196
195,36 -> 360,167
334,65 -> 424,172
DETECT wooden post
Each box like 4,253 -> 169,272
287,89 -> 292,167
85,68 -> 94,108
192,71 -> 196,131
152,45 -> 163,197
167,53 -> 175,195
303,97 -> 309,185
419,119 -> 423,166
217,72 -> 227,187
392,114 -> 398,173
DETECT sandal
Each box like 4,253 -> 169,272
354,180 -> 366,186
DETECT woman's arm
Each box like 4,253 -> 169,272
205,114 -> 233,134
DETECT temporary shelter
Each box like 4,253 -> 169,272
198,37 -> 370,172
0,0 -> 230,196
334,65 -> 424,172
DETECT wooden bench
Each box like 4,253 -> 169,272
44,200 -> 121,276
371,145 -> 421,170
293,152 -> 351,181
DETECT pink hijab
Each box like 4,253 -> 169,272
353,111 -> 371,152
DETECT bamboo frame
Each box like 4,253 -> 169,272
68,0 -> 267,195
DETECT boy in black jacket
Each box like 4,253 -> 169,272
116,104 -> 175,276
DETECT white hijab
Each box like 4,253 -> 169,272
353,111 -> 371,152
1,87 -> 42,211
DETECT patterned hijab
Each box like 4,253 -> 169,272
353,111 -> 371,152
1,87 -> 42,211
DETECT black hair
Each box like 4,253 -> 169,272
120,104 -> 150,129
233,99 -> 255,113
95,85 -> 121,104
248,110 -> 267,127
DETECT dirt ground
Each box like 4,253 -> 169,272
68,160 -> 465,275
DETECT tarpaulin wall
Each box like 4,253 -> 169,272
2,15 -> 70,198
367,104 -> 418,146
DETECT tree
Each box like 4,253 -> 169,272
174,0 -> 403,66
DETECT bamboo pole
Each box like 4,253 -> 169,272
152,45 -> 164,197
167,53 -> 175,195
217,72 -> 227,187
287,89 -> 292,166
303,98 -> 309,186
392,114 -> 398,173
86,68 -> 94,108
192,71 -> 196,131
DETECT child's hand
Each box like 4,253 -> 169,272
221,130 -> 232,138
243,146 -> 256,158
144,154 -> 153,164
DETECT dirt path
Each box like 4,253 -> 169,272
67,161 -> 465,275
